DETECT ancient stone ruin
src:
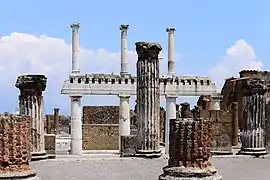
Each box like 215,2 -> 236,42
135,41 -> 162,157
15,75 -> 47,160
0,114 -> 40,179
159,103 -> 222,180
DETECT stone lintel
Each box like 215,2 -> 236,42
135,42 -> 162,58
119,24 -> 129,31
15,75 -> 47,92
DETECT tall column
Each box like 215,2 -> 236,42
166,27 -> 175,77
159,118 -> 222,180
165,95 -> 177,154
54,108 -> 60,135
135,42 -> 162,158
238,78 -> 268,156
232,102 -> 239,146
71,22 -> 80,74
120,24 -> 129,76
15,75 -> 47,160
118,94 -> 131,136
70,96 -> 82,155
0,115 -> 40,179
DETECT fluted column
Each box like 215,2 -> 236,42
70,96 -> 82,155
16,75 -> 47,160
238,78 -> 268,156
135,42 -> 162,158
159,118 -> 222,180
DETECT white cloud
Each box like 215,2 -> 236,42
207,39 -> 263,90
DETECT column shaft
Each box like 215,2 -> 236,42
232,102 -> 239,146
165,96 -> 177,154
120,24 -> 129,76
71,23 -> 80,73
54,108 -> 60,135
119,94 -> 131,136
136,42 -> 162,157
70,96 -> 82,155
166,27 -> 175,77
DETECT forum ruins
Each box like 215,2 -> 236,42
1,22 -> 270,179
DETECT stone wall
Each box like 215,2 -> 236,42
83,106 -> 119,124
197,95 -> 232,154
0,115 -> 31,171
82,124 -> 119,150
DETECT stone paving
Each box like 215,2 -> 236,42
31,155 -> 270,180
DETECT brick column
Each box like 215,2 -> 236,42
16,75 -> 47,161
135,42 -> 162,158
0,115 -> 40,179
159,118 -> 222,180
238,78 -> 268,156
54,108 -> 60,135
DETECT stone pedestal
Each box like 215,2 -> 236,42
0,115 -> 40,179
238,78 -> 268,156
135,42 -> 162,158
159,118 -> 222,180
165,95 -> 177,154
15,75 -> 47,161
70,96 -> 82,155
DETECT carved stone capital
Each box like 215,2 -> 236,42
166,26 -> 176,33
119,24 -> 129,31
15,75 -> 47,92
180,102 -> 192,118
242,78 -> 267,95
135,42 -> 162,58
70,22 -> 80,30
70,96 -> 81,102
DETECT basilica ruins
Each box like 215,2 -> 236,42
0,22 -> 270,179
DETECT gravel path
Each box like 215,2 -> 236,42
31,156 -> 270,180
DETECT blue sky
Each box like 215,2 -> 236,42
0,0 -> 269,115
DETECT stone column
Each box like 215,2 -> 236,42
165,95 -> 177,154
238,79 -> 268,156
159,118 -> 222,180
166,27 -> 175,77
54,108 -> 60,135
16,75 -> 47,160
0,115 -> 40,179
135,42 -> 162,158
118,94 -> 131,136
45,115 -> 49,134
120,24 -> 129,76
70,96 -> 82,155
232,102 -> 239,146
71,22 -> 80,74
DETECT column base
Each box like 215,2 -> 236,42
135,149 -> 162,158
158,166 -> 222,180
237,148 -> 268,157
31,151 -> 47,161
0,169 -> 41,180
211,151 -> 233,155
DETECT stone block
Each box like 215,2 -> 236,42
55,135 -> 71,154
44,134 -> 55,154
120,135 -> 137,157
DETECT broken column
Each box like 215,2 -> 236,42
120,24 -> 129,76
135,42 -> 162,157
54,108 -> 60,135
166,27 -> 175,77
159,104 -> 222,180
238,78 -> 268,156
0,114 -> 40,179
16,75 -> 47,160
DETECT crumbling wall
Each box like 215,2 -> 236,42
0,115 -> 31,171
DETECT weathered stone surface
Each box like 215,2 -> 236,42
16,74 -> 47,160
120,135 -> 137,157
83,106 -> 119,124
136,41 -> 162,157
82,124 -> 119,150
44,134 -> 55,154
159,118 -> 222,180
45,114 -> 70,135
238,78 -> 268,156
